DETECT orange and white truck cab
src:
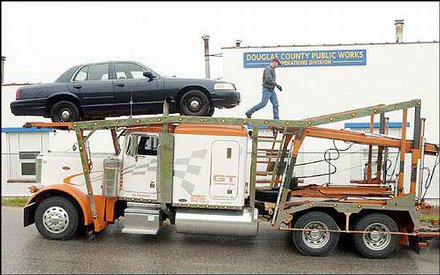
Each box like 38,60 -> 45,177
25,123 -> 258,240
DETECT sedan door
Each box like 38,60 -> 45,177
112,62 -> 163,116
69,63 -> 115,117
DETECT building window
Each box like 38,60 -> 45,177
2,131 -> 49,181
19,151 -> 40,176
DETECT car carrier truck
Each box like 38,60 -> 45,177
23,99 -> 439,258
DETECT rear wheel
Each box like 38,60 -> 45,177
352,213 -> 399,258
50,100 -> 80,122
292,211 -> 340,256
179,90 -> 211,116
35,196 -> 79,240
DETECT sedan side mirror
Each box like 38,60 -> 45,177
143,71 -> 155,81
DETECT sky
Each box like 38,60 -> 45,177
1,1 -> 439,83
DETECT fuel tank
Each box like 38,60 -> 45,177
175,207 -> 258,237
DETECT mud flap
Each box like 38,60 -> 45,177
409,235 -> 420,254
23,202 -> 37,227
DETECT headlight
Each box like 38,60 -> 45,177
214,83 -> 235,90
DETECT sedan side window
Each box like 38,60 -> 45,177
73,66 -> 89,82
88,64 -> 109,80
115,63 -> 153,80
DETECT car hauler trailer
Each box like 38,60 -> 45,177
23,99 -> 439,258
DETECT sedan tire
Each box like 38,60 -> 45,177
50,100 -> 80,122
180,90 -> 211,116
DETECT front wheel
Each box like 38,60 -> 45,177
292,211 -> 340,256
206,105 -> 215,116
179,90 -> 211,116
352,213 -> 399,258
35,196 -> 79,240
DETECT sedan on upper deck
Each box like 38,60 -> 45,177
11,61 -> 241,122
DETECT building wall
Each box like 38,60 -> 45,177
220,42 -> 439,203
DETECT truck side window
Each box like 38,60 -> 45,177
137,136 -> 158,156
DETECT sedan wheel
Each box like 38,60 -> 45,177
50,100 -> 80,122
180,90 -> 211,116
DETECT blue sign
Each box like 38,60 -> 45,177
243,49 -> 367,68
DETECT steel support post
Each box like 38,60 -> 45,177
367,114 -> 374,181
249,126 -> 259,209
410,106 -> 422,195
417,119 -> 426,203
397,109 -> 408,196
375,113 -> 386,182
273,128 -> 304,226
75,129 -> 105,231
382,117 -> 390,185
110,128 -> 121,155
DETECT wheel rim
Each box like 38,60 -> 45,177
362,222 -> 391,251
61,110 -> 71,120
42,206 -> 70,234
187,96 -> 203,112
302,221 -> 330,249
57,106 -> 73,121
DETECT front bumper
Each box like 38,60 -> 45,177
211,90 -> 241,109
10,99 -> 47,116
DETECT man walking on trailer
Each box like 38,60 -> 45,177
245,57 -> 282,119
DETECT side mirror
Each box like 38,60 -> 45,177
143,71 -> 155,81
129,134 -> 139,161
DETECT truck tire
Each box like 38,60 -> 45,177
180,90 -> 211,116
50,100 -> 80,122
352,213 -> 399,258
292,211 -> 340,256
35,196 -> 79,240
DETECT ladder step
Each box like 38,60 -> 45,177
258,135 -> 276,139
256,179 -> 276,183
256,180 -> 270,183
256,171 -> 274,176
258,139 -> 282,143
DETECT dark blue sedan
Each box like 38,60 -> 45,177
11,61 -> 241,122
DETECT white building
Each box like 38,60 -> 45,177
219,41 -> 439,204
2,41 -> 439,204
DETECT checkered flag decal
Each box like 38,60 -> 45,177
174,149 -> 207,194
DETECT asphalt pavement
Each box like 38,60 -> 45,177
2,206 -> 439,274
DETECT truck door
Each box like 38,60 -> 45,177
121,134 -> 158,200
209,140 -> 240,199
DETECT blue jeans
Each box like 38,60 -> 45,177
246,87 -> 279,119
